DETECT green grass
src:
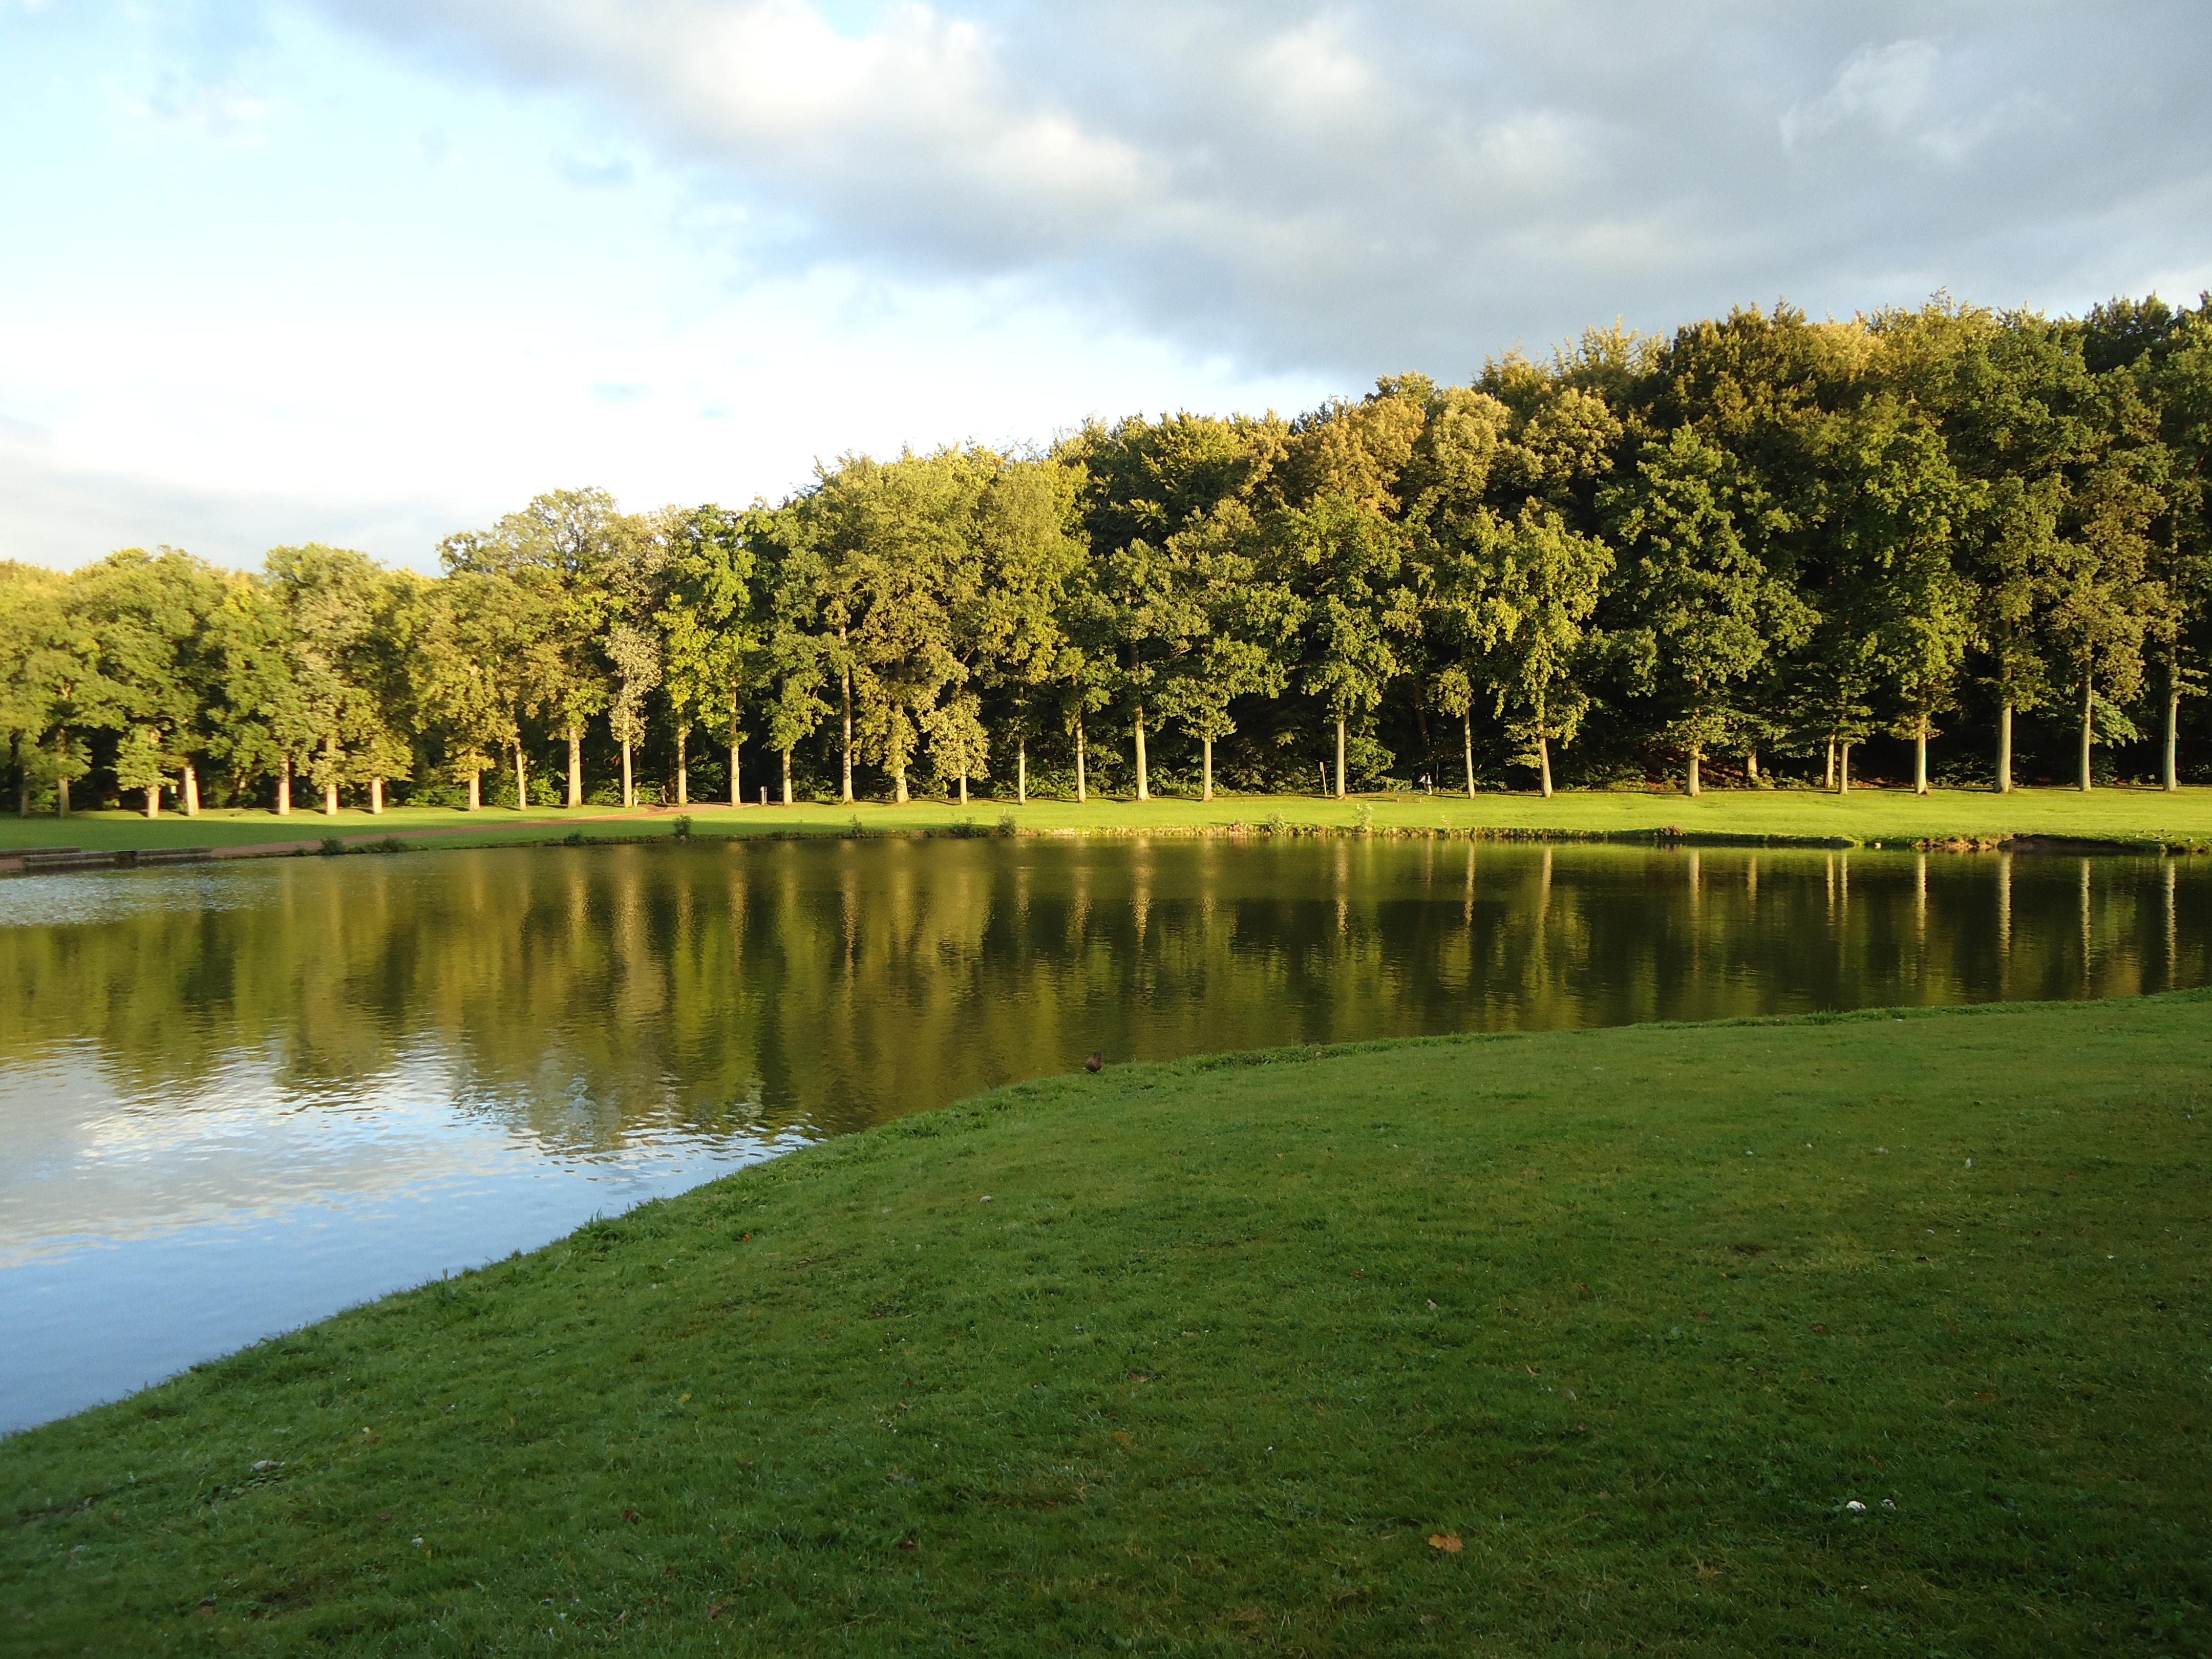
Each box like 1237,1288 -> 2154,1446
7,783 -> 2212,856
6,995 -> 2208,1655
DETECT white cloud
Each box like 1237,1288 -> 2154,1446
112,73 -> 278,142
308,1 -> 2212,373
1783,38 -> 1942,148
0,259 -> 1329,570
8,1 -> 2212,569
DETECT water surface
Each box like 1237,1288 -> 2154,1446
3,837 -> 2203,1431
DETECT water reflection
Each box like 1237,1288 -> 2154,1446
2,839 -> 2205,1430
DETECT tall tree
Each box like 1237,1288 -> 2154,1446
2151,305 -> 2212,788
265,544 -> 418,815
1447,506 -> 1613,797
974,460 -> 1086,803
1272,386 -> 1427,796
657,503 -> 762,809
440,489 -> 631,807
1816,402 -> 1975,795
1605,428 -> 1810,795
1155,500 -> 1293,800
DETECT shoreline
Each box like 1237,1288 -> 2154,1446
6,790 -> 2212,874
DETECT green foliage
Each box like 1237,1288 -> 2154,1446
11,294 -> 2212,814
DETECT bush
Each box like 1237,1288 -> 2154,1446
409,779 -> 470,810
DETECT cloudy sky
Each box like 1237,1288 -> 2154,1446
6,1 -> 2210,571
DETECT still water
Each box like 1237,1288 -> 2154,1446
3,837 -> 2204,1431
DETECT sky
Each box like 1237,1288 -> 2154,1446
5,2 -> 2211,573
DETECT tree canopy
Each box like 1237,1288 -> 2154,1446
11,294 -> 2212,816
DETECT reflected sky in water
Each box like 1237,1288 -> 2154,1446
3,837 -> 2205,1431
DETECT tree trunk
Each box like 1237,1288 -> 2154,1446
958,773 -> 969,806
183,761 -> 199,817
731,740 -> 742,808
1201,735 -> 1213,802
1913,709 -> 1929,796
621,739 -> 634,809
369,777 -> 383,815
566,727 -> 582,808
675,727 -> 688,807
323,734 -> 341,815
2164,670 -> 2180,792
144,781 -> 159,819
894,762 -> 908,805
1823,738 -> 1835,791
781,747 -> 793,806
1017,735 -> 1027,804
1745,749 -> 1759,785
1538,732 -> 1554,799
14,739 -> 25,818
1462,712 -> 1475,800
1134,706 -> 1149,801
466,770 -> 480,811
1997,701 -> 2013,794
1685,745 -> 1701,798
1837,741 -> 1852,795
277,754 -> 291,816
2078,674 -> 2094,793
840,652 -> 854,804
1334,716 -> 1347,799
514,743 -> 528,812
1074,713 -> 1087,803
57,773 -> 69,817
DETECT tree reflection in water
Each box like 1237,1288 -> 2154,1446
3,839 -> 2202,1148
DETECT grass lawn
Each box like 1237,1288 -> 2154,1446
7,783 -> 2212,856
5,994 -> 2207,1654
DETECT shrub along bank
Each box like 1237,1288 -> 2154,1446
5,994 -> 2209,1655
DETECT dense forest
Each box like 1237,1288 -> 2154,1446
7,295 -> 2211,819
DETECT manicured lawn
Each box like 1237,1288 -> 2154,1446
7,783 -> 2212,856
6,994 -> 2207,1654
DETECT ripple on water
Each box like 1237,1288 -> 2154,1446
0,865 -> 271,928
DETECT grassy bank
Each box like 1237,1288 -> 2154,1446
7,783 -> 2212,857
6,996 -> 2208,1655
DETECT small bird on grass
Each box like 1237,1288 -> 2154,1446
1084,1051 -> 1104,1073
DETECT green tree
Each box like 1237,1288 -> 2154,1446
972,457 -> 1087,803
1268,389 -> 1428,796
1155,501 -> 1293,800
410,570 -> 517,810
69,549 -> 228,816
1606,428 -> 1811,795
2151,304 -> 2212,788
1445,506 -> 1613,797
441,489 -> 632,807
1816,402 -> 1975,795
657,503 -> 762,808
0,564 -> 68,816
265,545 -> 419,815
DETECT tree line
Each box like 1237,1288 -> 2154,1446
7,294 -> 2210,819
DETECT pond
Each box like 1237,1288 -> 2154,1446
4,836 -> 2205,1432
